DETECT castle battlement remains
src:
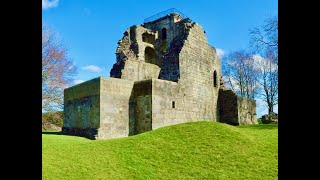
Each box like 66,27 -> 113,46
63,9 -> 257,140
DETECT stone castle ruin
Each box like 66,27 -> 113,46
63,9 -> 257,140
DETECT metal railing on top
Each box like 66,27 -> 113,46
143,8 -> 187,23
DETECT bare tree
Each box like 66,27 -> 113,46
255,51 -> 278,114
42,24 -> 76,112
249,15 -> 278,54
222,50 -> 259,99
250,15 -> 278,114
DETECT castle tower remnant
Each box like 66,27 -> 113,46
63,8 -> 257,140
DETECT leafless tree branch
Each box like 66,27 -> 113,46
42,24 -> 77,112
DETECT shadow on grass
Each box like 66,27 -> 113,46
238,124 -> 278,130
42,131 -> 63,135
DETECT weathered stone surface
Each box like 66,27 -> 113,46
133,79 -> 153,134
42,123 -> 62,131
218,89 -> 257,125
64,77 -> 101,137
98,77 -> 134,140
262,112 -> 278,124
238,97 -> 257,125
64,9 -> 257,140
63,77 -> 134,139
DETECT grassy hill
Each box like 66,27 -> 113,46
42,122 -> 278,179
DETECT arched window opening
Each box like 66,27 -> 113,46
145,47 -> 157,65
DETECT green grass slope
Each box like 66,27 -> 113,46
43,122 -> 278,179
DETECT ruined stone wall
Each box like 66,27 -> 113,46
158,27 -> 184,82
133,26 -> 158,63
143,14 -> 179,49
132,78 -> 208,132
152,23 -> 222,126
64,12 -> 258,140
115,29 -> 138,63
218,89 -> 239,125
63,78 -> 101,139
111,15 -> 193,83
111,26 -> 161,81
135,78 -> 219,133
237,97 -> 258,125
63,77 -> 134,139
98,77 -> 134,139
157,18 -> 193,82
152,79 -> 200,130
110,28 -> 138,79
218,88 -> 258,125
178,23 -> 220,121
120,60 -> 160,81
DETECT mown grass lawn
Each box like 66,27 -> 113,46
42,121 -> 278,179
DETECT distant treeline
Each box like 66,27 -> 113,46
42,111 -> 63,128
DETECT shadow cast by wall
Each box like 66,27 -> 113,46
42,131 -> 63,135
238,124 -> 278,130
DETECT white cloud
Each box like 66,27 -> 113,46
255,98 -> 265,106
252,54 -> 264,65
74,80 -> 85,85
222,75 -> 240,92
274,104 -> 278,114
81,65 -> 103,73
257,107 -> 268,118
252,54 -> 277,71
42,0 -> 59,9
216,48 -> 225,59
227,61 -> 236,66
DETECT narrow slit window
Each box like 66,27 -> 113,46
214,70 -> 217,87
172,101 -> 175,108
161,28 -> 167,40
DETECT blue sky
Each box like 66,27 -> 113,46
42,0 -> 278,117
